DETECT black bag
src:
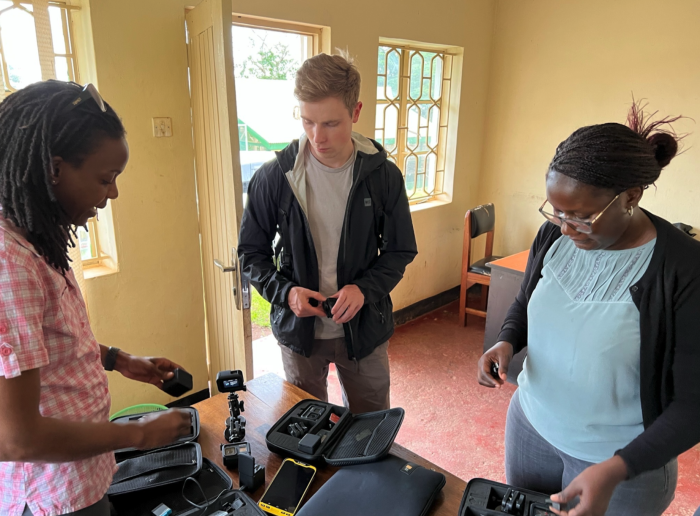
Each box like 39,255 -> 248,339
108,408 -> 265,516
108,442 -> 202,496
265,399 -> 404,466
296,455 -> 446,516
458,478 -> 551,516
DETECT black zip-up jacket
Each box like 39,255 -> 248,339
239,134 -> 417,361
498,210 -> 700,478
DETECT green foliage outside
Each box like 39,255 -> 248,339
236,39 -> 298,80
251,288 -> 271,328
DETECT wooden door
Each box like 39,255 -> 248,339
186,0 -> 252,391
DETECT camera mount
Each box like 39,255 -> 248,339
216,370 -> 248,443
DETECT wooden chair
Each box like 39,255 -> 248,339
459,203 -> 502,326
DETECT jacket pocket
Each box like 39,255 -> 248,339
371,302 -> 386,324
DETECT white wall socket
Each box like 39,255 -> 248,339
153,117 -> 172,137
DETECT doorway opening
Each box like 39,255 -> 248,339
231,16 -> 320,379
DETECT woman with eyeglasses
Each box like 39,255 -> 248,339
0,81 -> 193,516
477,102 -> 700,516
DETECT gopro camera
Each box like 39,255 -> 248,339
216,370 -> 246,393
300,405 -> 325,421
221,441 -> 250,469
321,298 -> 337,318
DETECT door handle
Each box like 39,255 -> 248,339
214,259 -> 236,273
213,248 -> 245,310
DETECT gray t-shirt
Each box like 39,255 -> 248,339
305,147 -> 354,339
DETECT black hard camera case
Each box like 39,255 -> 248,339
458,478 -> 551,516
108,408 -> 266,516
265,398 -> 405,466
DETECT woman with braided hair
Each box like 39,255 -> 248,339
477,102 -> 700,516
0,81 -> 192,516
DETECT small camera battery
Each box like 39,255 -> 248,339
152,503 -> 173,516
162,368 -> 193,397
298,433 -> 321,454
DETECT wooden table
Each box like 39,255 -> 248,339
194,373 -> 466,515
484,250 -> 529,384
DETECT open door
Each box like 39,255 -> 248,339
186,0 -> 253,391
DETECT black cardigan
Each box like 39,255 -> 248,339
498,210 -> 700,478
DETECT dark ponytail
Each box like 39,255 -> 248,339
548,99 -> 684,192
0,80 -> 125,273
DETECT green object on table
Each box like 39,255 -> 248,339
109,403 -> 168,421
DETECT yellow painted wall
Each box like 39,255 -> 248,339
84,0 -> 209,412
224,0 -> 496,309
478,0 -> 700,256
80,0 -> 495,410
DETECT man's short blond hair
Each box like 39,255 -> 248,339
294,51 -> 361,116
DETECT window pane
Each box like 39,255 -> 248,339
377,103 -> 398,153
431,55 -> 443,99
404,155 -> 417,195
385,49 -> 400,100
428,105 -> 440,149
48,6 -> 66,54
406,105 -> 420,151
376,44 -> 452,203
54,56 -> 70,81
77,227 -> 96,261
0,7 -> 41,90
409,51 -> 423,101
376,76 -> 385,101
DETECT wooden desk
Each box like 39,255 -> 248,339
194,373 -> 466,515
484,250 -> 529,384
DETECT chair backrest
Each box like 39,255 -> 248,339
469,203 -> 496,239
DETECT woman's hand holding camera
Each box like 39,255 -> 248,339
477,341 -> 513,388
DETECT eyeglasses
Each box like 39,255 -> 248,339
67,83 -> 106,113
539,194 -> 620,234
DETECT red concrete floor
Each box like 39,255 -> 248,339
253,301 -> 700,515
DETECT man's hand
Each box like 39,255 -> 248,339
115,352 -> 185,390
331,285 -> 365,324
549,456 -> 628,516
289,287 -> 327,318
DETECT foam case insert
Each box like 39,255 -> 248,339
458,478 -> 552,516
266,399 -> 404,466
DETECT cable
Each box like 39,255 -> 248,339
181,476 -> 229,516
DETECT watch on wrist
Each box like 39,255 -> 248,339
104,346 -> 121,371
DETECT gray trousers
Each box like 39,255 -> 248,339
23,495 -> 110,516
505,390 -> 677,516
280,339 -> 390,414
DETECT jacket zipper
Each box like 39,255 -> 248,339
341,156 -> 364,361
371,302 -> 385,324
280,175 -> 320,292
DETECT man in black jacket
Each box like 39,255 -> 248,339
238,52 -> 417,413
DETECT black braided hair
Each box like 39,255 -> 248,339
0,80 -> 125,273
549,100 -> 684,192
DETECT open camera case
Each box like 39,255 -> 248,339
458,478 -> 552,516
108,408 -> 267,516
265,399 -> 405,466
111,407 -> 201,462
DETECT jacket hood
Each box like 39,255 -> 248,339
275,132 -> 389,216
